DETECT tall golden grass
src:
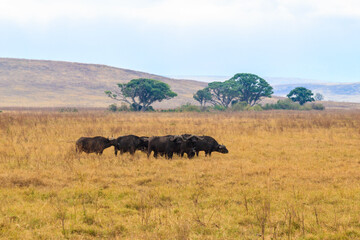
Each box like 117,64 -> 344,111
1,110 -> 360,239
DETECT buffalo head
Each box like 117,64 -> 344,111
169,135 -> 184,144
217,144 -> 229,153
183,135 -> 203,143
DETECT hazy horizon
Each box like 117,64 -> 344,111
1,56 -> 358,85
167,75 -> 349,85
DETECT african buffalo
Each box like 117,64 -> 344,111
183,135 -> 228,157
147,135 -> 201,159
140,136 -> 150,151
76,136 -> 117,155
114,135 -> 148,156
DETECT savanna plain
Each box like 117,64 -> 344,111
1,110 -> 360,239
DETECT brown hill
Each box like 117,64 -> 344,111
0,58 -> 207,108
1,58 -> 360,110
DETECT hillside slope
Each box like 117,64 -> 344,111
0,58 -> 207,108
1,58 -> 360,110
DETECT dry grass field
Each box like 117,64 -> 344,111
1,110 -> 360,239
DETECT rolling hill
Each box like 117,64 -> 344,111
1,58 -> 360,110
0,58 -> 207,108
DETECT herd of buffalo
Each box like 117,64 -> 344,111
75,134 -> 228,159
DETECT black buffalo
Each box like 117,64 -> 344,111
147,135 -> 201,159
114,135 -> 149,156
139,136 -> 150,152
183,135 -> 228,157
76,136 -> 117,155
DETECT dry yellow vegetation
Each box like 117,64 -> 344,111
1,110 -> 360,239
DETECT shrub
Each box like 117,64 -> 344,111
247,105 -> 263,111
178,104 -> 201,112
119,104 -> 132,112
107,104 -> 132,112
212,105 -> 226,111
230,102 -> 263,111
159,104 -> 201,112
300,104 -> 312,111
160,109 -> 176,112
108,104 -> 118,112
277,99 -> 301,110
262,99 -> 325,111
263,99 -> 301,110
231,102 -> 248,111
311,103 -> 325,110
59,108 -> 78,112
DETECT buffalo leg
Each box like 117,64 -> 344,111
130,147 -> 135,155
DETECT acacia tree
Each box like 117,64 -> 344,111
207,81 -> 240,108
193,89 -> 212,107
105,78 -> 177,111
287,87 -> 315,105
195,73 -> 273,108
229,73 -> 273,106
314,93 -> 324,101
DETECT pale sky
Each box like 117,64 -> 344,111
1,0 -> 360,82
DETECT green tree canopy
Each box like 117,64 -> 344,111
229,73 -> 273,106
105,78 -> 177,111
287,87 -> 315,105
193,88 -> 212,107
195,73 -> 273,108
207,81 -> 240,108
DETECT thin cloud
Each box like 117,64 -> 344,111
0,0 -> 359,27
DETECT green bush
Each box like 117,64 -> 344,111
230,102 -> 263,111
263,99 -> 301,110
231,102 -> 248,111
161,104 -> 207,112
59,108 -> 78,112
178,104 -> 201,112
160,109 -> 176,112
119,104 -> 132,111
300,104 -> 312,110
108,104 -> 118,112
277,99 -> 301,110
162,103 -> 265,113
247,105 -> 263,111
262,99 -> 325,111
311,103 -> 325,110
107,103 -> 134,112
212,105 -> 226,111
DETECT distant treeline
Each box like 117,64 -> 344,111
105,73 -> 324,112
